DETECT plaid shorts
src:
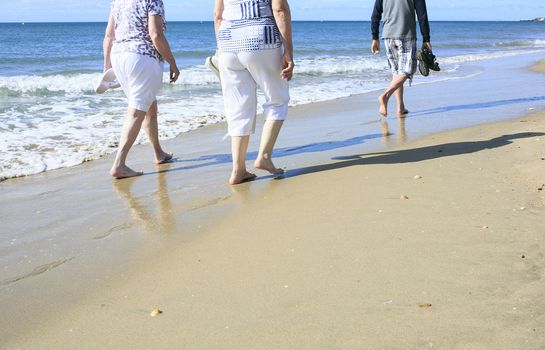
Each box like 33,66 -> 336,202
384,38 -> 417,78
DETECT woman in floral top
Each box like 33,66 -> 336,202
103,0 -> 180,179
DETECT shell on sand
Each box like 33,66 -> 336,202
414,175 -> 423,180
481,226 -> 489,229
400,195 -> 409,200
150,308 -> 163,317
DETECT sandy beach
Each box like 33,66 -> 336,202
1,58 -> 545,349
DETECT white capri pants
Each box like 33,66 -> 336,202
218,48 -> 290,136
111,52 -> 164,112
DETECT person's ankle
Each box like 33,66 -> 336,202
232,167 -> 246,175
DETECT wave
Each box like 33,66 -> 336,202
0,56 -> 389,95
0,73 -> 100,95
296,56 -> 388,76
492,39 -> 545,48
1,47 -> 543,97
442,48 -> 545,65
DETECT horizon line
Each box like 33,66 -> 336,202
0,19 -> 537,24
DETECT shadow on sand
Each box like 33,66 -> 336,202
277,132 -> 545,179
409,96 -> 545,117
149,132 -> 385,175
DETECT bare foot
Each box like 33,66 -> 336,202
155,151 -> 174,164
397,109 -> 409,116
255,158 -> 284,175
110,165 -> 143,179
378,95 -> 388,116
229,170 -> 257,185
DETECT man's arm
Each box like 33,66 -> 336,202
371,0 -> 383,53
371,0 -> 383,40
414,0 -> 431,47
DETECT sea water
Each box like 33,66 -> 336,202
0,21 -> 544,180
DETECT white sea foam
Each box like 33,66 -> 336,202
295,56 -> 388,75
492,39 -> 545,48
442,49 -> 545,65
0,56 -> 389,95
0,74 -> 99,95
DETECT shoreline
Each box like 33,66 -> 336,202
2,52 -> 545,183
2,56 -> 545,348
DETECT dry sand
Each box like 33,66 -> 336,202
4,110 -> 545,349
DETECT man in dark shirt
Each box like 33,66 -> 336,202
371,0 -> 432,116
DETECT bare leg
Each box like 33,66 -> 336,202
395,85 -> 409,116
110,108 -> 146,179
378,74 -> 408,116
230,135 -> 256,185
254,120 -> 284,174
142,101 -> 173,164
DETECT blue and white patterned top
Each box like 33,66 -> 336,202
217,0 -> 282,53
110,0 -> 166,61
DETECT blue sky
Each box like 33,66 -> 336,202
1,0 -> 544,22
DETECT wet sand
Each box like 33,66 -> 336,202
1,56 -> 545,348
531,59 -> 545,73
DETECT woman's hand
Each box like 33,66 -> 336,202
281,52 -> 294,81
272,0 -> 294,81
170,64 -> 180,83
149,14 -> 179,83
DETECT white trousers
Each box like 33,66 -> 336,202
218,48 -> 290,136
111,53 -> 164,112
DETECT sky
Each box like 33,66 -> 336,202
1,0 -> 544,23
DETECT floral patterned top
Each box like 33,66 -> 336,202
110,0 -> 166,61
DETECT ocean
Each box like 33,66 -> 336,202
0,21 -> 544,181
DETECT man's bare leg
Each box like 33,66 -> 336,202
378,74 -> 408,116
142,101 -> 173,164
395,84 -> 409,116
110,108 -> 147,179
230,135 -> 256,185
255,120 -> 284,174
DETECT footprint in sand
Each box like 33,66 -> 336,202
187,196 -> 231,212
93,222 -> 133,240
0,257 -> 74,287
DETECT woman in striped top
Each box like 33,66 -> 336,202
214,0 -> 294,185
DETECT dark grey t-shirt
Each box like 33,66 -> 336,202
382,0 -> 417,39
371,0 -> 430,42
